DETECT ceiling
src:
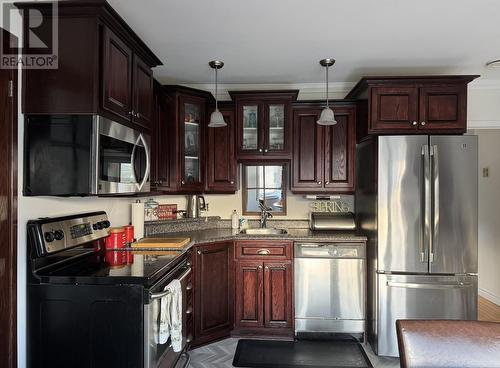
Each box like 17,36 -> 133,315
108,0 -> 500,85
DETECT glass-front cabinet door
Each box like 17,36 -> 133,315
234,91 -> 296,159
242,105 -> 260,151
180,96 -> 204,190
266,104 -> 285,153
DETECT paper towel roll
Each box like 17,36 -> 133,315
131,201 -> 145,240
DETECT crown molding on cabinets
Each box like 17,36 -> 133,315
155,82 -> 357,101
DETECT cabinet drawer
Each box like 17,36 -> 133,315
236,241 -> 292,260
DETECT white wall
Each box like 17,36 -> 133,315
475,130 -> 500,305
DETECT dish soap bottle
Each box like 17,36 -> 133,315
231,210 -> 239,229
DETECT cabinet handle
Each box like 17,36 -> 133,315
197,250 -> 201,255
186,283 -> 192,291
159,180 -> 163,185
136,112 -> 141,119
186,306 -> 193,315
230,181 -> 234,185
257,249 -> 270,255
421,121 -> 426,126
186,336 -> 192,343
325,181 -> 330,185
264,149 -> 268,153
259,148 -> 263,152
317,181 -> 322,185
265,266 -> 269,270
130,110 -> 135,116
412,121 -> 418,126
181,180 -> 185,185
258,265 -> 263,269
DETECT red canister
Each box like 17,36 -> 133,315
105,227 -> 126,266
123,225 -> 134,264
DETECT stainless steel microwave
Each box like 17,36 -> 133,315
24,115 -> 150,196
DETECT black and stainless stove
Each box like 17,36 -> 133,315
27,212 -> 192,368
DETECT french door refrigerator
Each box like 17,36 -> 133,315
356,135 -> 478,357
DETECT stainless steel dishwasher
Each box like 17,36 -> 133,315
294,242 -> 365,338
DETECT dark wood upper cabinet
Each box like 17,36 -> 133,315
369,86 -> 418,131
291,104 -> 356,194
229,91 -> 299,160
418,84 -> 466,131
102,27 -> 133,121
324,108 -> 356,191
132,56 -> 154,128
19,1 -> 162,132
291,109 -> 324,190
193,242 -> 234,347
206,106 -> 237,193
346,76 -> 478,138
151,81 -> 175,191
163,85 -> 214,193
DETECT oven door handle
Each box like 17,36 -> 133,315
149,267 -> 191,300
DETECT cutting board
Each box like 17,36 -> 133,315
132,237 -> 191,249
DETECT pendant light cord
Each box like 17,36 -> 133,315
215,67 -> 218,110
326,64 -> 329,109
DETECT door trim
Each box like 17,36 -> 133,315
0,28 -> 18,368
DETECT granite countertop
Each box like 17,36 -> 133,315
138,227 -> 367,253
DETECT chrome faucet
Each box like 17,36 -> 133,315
259,199 -> 273,228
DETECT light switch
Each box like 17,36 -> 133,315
483,167 -> 489,178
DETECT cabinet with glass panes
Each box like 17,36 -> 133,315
230,90 -> 298,160
163,85 -> 211,193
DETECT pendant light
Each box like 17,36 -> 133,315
208,60 -> 227,127
317,58 -> 337,126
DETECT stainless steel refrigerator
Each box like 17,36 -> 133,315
356,135 -> 478,357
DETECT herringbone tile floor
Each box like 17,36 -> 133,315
188,338 -> 400,368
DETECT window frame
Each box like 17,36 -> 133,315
241,163 -> 288,216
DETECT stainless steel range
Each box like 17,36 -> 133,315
27,212 -> 191,368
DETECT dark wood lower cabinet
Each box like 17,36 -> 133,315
263,262 -> 293,329
192,242 -> 234,347
235,260 -> 264,328
233,241 -> 294,337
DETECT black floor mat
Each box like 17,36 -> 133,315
233,339 -> 373,368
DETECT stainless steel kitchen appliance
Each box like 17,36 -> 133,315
309,212 -> 356,231
24,115 -> 150,196
186,194 -> 207,218
27,212 -> 191,368
294,242 -> 366,338
356,135 -> 478,357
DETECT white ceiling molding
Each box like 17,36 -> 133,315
467,120 -> 500,129
165,82 -> 356,101
469,79 -> 500,90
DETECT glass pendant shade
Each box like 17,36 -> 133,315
317,58 -> 337,126
208,108 -> 226,127
317,107 -> 337,126
208,60 -> 227,127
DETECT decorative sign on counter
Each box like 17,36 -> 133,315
310,200 -> 350,213
157,204 -> 178,220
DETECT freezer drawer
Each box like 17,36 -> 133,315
377,273 -> 477,357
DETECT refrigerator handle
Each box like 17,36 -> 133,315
421,145 -> 430,263
430,145 -> 439,263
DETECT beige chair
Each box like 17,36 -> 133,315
396,320 -> 500,368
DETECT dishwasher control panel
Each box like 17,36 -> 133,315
294,243 -> 365,259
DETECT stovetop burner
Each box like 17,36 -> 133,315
28,211 -> 187,286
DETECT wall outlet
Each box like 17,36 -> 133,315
483,167 -> 490,178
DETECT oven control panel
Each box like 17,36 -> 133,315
28,212 -> 110,256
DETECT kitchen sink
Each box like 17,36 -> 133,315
240,228 -> 288,235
